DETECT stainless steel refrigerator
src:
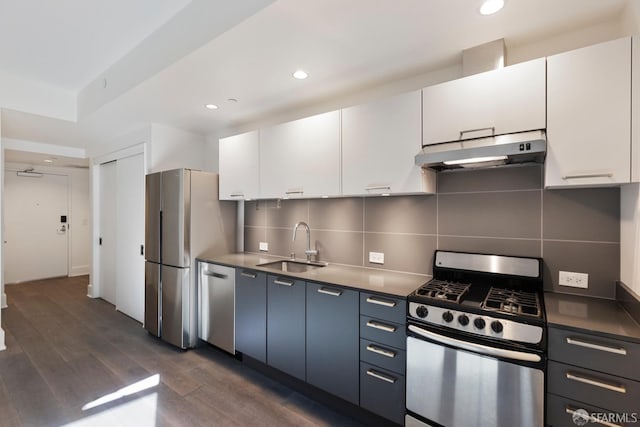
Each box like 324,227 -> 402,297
144,169 -> 236,349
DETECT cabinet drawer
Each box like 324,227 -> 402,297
360,362 -> 405,425
548,361 -> 640,414
360,293 -> 406,324
549,327 -> 640,381
360,338 -> 405,375
360,315 -> 406,350
546,393 -> 627,427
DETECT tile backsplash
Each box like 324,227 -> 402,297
244,164 -> 620,299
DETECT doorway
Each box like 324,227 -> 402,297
3,170 -> 69,283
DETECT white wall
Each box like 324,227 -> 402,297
621,184 -> 640,297
0,110 -> 5,351
203,133 -> 219,172
4,162 -> 91,278
148,123 -> 206,172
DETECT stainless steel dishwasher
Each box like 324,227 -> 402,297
198,262 -> 235,354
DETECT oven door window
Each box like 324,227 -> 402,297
406,336 -> 544,427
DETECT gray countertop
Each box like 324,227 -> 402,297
545,292 -> 640,343
197,252 -> 428,298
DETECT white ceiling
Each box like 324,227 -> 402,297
0,0 -> 634,159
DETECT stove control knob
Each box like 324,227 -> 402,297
416,306 -> 429,318
458,314 -> 469,326
491,321 -> 504,333
442,311 -> 454,323
474,318 -> 486,329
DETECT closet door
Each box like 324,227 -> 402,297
99,161 -> 117,305
115,153 -> 145,322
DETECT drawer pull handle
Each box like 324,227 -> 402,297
317,287 -> 342,297
366,344 -> 397,359
240,271 -> 257,279
229,192 -> 244,197
285,189 -> 304,195
566,337 -> 627,355
366,320 -> 396,333
565,372 -> 626,394
274,279 -> 294,287
204,271 -> 227,279
366,297 -> 396,308
366,369 -> 397,384
565,406 -> 622,427
562,172 -> 613,180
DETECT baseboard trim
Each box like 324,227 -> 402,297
1,292 -> 6,309
86,283 -> 98,298
70,265 -> 90,277
0,328 -> 6,351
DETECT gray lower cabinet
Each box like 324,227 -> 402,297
267,275 -> 306,381
306,282 -> 359,404
547,325 -> 640,426
358,292 -> 407,425
235,269 -> 267,362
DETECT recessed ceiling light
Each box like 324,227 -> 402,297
205,104 -> 219,110
480,0 -> 505,15
227,98 -> 238,103
293,70 -> 308,80
44,159 -> 54,163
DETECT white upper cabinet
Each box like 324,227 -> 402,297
422,58 -> 546,145
219,131 -> 260,200
342,90 -> 435,195
545,37 -> 631,188
260,111 -> 341,199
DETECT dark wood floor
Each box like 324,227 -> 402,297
0,276 -> 364,427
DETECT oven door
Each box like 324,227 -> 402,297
407,324 -> 544,427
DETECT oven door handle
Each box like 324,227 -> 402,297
408,324 -> 541,363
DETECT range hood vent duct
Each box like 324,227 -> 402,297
415,130 -> 546,171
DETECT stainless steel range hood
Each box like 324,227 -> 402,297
415,130 -> 546,171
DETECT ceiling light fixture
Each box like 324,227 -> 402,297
293,70 -> 308,80
44,159 -> 54,163
205,104 -> 219,110
480,0 -> 505,15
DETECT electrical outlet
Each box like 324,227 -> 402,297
559,271 -> 588,289
369,252 -> 385,264
259,242 -> 269,252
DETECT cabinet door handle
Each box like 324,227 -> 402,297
203,271 -> 227,279
366,320 -> 396,333
366,369 -> 397,384
285,189 -> 304,195
566,337 -> 627,355
459,126 -> 495,139
317,287 -> 342,297
274,278 -> 294,287
230,192 -> 244,197
365,185 -> 391,192
366,296 -> 396,308
565,372 -> 626,394
565,406 -> 622,427
366,344 -> 397,359
240,271 -> 257,279
562,172 -> 613,180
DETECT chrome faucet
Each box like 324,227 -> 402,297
292,221 -> 318,262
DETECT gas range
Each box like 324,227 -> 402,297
407,250 -> 545,348
406,251 -> 547,427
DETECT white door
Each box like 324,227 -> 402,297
99,161 -> 117,305
115,153 -> 145,322
4,171 -> 69,283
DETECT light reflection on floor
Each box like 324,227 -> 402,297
61,374 -> 160,427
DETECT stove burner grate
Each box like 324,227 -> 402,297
415,279 -> 471,304
482,287 -> 541,318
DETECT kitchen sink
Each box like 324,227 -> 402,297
256,260 -> 328,273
